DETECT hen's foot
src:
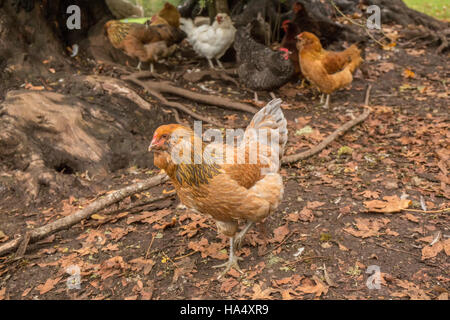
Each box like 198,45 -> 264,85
233,222 -> 254,250
215,58 -> 224,69
213,255 -> 243,278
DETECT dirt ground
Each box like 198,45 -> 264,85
0,26 -> 449,300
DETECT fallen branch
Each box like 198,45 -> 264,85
125,75 -> 227,127
123,72 -> 258,114
282,85 -> 372,164
0,174 -> 169,257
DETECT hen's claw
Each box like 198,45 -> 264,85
213,255 -> 243,278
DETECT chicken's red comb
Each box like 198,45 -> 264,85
279,47 -> 289,53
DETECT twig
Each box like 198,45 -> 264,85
403,208 -> 450,214
174,250 -> 197,261
145,234 -> 156,259
375,243 -> 420,258
0,174 -> 169,257
282,85 -> 372,164
123,73 -> 258,113
261,230 -> 297,256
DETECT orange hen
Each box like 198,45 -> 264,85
149,99 -> 287,276
105,20 -> 184,71
296,32 -> 363,108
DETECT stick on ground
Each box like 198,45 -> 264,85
0,174 -> 169,257
282,85 -> 372,164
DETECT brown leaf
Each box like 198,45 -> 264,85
344,218 -> 390,238
295,276 -> 328,297
443,239 -> 450,256
22,288 -> 32,297
394,279 -> 430,300
272,224 -> 290,243
421,242 -> 444,260
306,201 -> 325,209
0,287 -> 5,300
188,238 -> 227,260
402,213 -> 419,223
364,195 -> 411,213
36,277 -> 63,295
299,207 -> 314,222
251,283 -> 274,300
361,190 -> 380,199
220,278 -> 239,293
129,258 -> 155,275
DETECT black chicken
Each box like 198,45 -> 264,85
234,21 -> 294,103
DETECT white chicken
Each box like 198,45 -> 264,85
180,13 -> 236,69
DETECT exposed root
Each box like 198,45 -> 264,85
123,72 -> 258,114
124,75 -> 227,127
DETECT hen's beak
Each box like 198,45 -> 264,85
148,136 -> 158,152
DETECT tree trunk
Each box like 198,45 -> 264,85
215,0 -> 230,14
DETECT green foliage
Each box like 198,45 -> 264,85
199,0 -> 214,10
404,0 -> 449,21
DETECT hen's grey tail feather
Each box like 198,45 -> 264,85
245,98 -> 288,158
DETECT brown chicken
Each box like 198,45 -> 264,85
105,20 -> 184,71
280,20 -> 301,75
152,2 -> 181,28
149,99 -> 287,277
296,32 -> 363,108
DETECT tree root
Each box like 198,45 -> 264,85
124,75 -> 228,128
123,72 -> 258,114
282,85 -> 372,164
0,174 -> 169,257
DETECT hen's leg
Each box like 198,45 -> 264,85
253,91 -> 259,104
215,58 -> 224,69
213,237 -> 243,278
207,58 -> 215,69
322,94 -> 331,108
234,221 -> 254,250
150,63 -> 154,73
320,93 -> 325,104
137,61 -> 142,71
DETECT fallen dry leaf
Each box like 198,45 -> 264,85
443,239 -> 450,256
36,277 -> 63,295
344,217 -> 390,238
421,241 -> 444,260
272,224 -> 290,243
251,283 -> 274,300
295,276 -> 328,298
364,195 -> 411,213
402,213 -> 419,223
220,278 -> 239,293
